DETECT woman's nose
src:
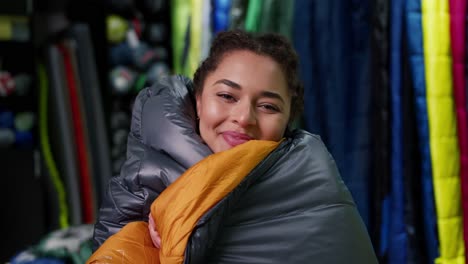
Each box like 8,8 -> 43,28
232,102 -> 257,127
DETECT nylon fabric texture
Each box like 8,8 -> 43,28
186,0 -> 202,78
422,0 -> 465,262
449,1 -> 468,263
244,0 -> 261,32
389,0 -> 407,262
292,0 -> 372,227
405,0 -> 440,260
171,0 -> 191,75
369,0 -> 390,259
92,75 -> 377,263
87,140 -> 280,264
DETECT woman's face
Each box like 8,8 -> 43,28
196,50 -> 291,153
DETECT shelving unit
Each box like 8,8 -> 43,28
0,1 -> 47,261
103,1 -> 173,175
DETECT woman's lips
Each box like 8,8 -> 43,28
222,131 -> 253,147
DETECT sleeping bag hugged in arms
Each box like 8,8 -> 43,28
90,75 -> 378,264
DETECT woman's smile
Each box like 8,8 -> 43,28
221,131 -> 254,147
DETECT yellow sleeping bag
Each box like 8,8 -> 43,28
422,0 -> 464,263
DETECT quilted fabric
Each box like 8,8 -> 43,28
449,1 -> 468,263
87,140 -> 280,264
405,0 -> 439,260
292,0 -> 372,227
389,0 -> 406,262
422,0 -> 465,263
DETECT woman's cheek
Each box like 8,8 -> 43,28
207,100 -> 227,119
265,118 -> 288,141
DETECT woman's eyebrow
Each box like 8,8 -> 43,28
213,78 -> 285,104
213,79 -> 241,89
260,91 -> 285,104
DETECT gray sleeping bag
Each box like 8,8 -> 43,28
93,75 -> 378,263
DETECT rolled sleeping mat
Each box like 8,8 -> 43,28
46,45 -> 82,225
58,40 -> 96,223
71,23 -> 113,205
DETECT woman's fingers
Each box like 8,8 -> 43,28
148,213 -> 161,248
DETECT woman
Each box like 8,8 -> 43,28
90,30 -> 377,263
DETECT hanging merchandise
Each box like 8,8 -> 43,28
293,0 -> 315,142
70,24 -> 113,206
201,0 -> 212,59
58,42 -> 96,224
449,1 -> 468,263
402,44 -> 428,263
257,0 -> 295,39
244,0 -> 261,32
293,0 -> 372,227
404,0 -> 439,261
186,0 -> 202,78
67,36 -> 101,221
171,0 -> 191,75
213,0 -> 231,33
170,0 -> 200,77
422,0 -> 465,263
388,0 -> 406,263
244,0 -> 296,36
369,0 -> 390,259
45,45 -> 82,226
38,63 -> 69,229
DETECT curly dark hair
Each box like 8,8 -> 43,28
193,30 -> 304,123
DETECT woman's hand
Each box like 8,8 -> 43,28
148,213 -> 161,248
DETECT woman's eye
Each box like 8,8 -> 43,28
259,104 -> 280,112
217,93 -> 236,102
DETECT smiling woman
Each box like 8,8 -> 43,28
90,30 -> 377,264
193,30 -> 300,153
196,50 -> 291,152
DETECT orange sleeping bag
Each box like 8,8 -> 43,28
87,140 -> 280,264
